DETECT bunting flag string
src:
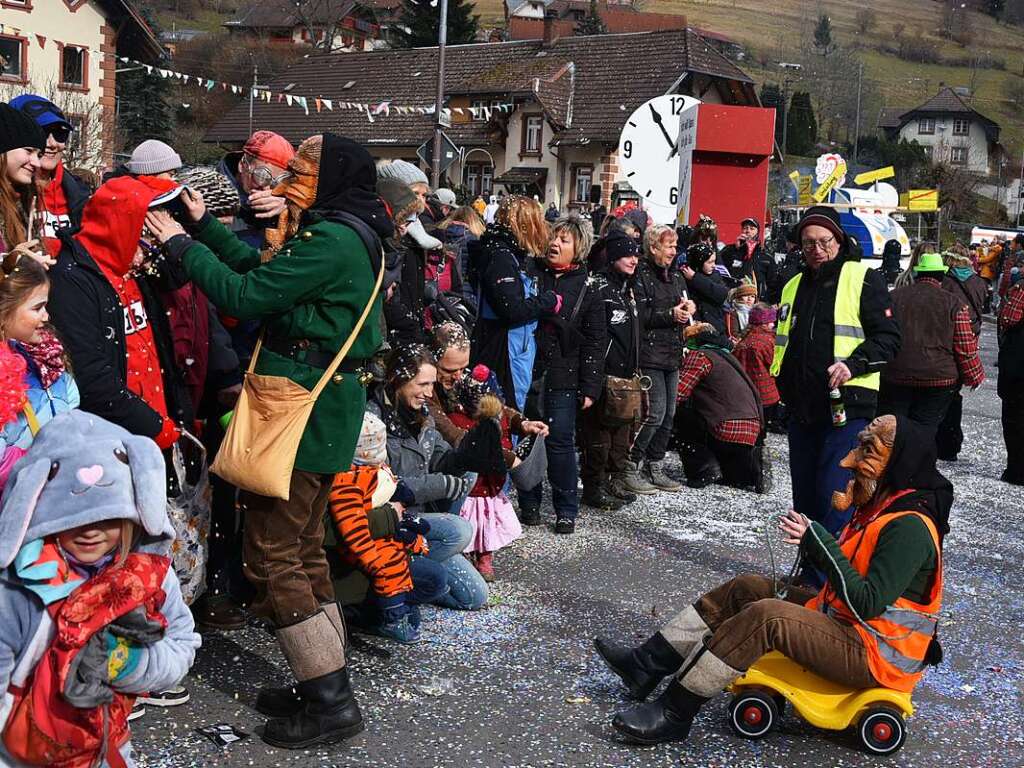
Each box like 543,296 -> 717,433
3,24 -> 522,121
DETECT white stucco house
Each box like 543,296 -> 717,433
879,86 -> 1002,176
0,0 -> 161,167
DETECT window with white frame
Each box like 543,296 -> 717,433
918,118 -> 935,135
950,146 -> 968,165
952,118 -> 970,136
523,115 -> 543,154
572,166 -> 593,203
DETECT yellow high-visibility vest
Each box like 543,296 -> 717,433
770,261 -> 880,391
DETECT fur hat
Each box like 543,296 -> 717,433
353,412 -> 387,466
0,412 -> 174,568
377,159 -> 428,187
176,166 -> 241,219
377,178 -> 420,223
126,139 -> 182,175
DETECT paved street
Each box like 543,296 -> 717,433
135,324 -> 1024,768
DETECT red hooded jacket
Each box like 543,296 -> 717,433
72,177 -> 178,448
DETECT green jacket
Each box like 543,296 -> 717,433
181,215 -> 382,473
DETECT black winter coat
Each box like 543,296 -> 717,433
468,227 -> 556,408
634,259 -> 689,370
48,233 -> 194,440
598,268 -> 642,378
384,236 -> 428,346
533,263 -> 606,400
777,250 -> 900,426
687,270 -> 730,336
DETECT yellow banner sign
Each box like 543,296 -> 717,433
902,189 -> 939,212
813,161 -> 848,203
789,170 -> 801,188
797,175 -> 814,206
854,166 -> 896,186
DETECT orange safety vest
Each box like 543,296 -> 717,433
806,492 -> 943,693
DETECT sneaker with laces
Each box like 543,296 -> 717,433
138,685 -> 190,707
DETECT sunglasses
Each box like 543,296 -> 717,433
47,125 -> 72,144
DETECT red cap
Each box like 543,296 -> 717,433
243,130 -> 295,169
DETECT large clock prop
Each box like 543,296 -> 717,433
617,95 -> 700,214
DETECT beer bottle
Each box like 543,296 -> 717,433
829,387 -> 847,428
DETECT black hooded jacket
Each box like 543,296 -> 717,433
777,248 -> 900,425
597,267 -> 642,378
633,258 -> 689,370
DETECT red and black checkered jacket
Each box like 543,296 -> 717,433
732,325 -> 780,407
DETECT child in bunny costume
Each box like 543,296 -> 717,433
0,411 -> 201,767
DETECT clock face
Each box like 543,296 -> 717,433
618,95 -> 700,210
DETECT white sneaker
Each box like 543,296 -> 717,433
128,702 -> 146,722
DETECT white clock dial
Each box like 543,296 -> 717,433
618,95 -> 700,209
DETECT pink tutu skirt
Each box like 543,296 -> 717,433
460,493 -> 523,554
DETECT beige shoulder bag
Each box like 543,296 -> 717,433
211,258 -> 383,500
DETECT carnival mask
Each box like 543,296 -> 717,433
832,415 -> 896,512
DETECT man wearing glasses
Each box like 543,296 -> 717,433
218,130 -> 295,248
770,206 -> 900,586
11,94 -> 92,255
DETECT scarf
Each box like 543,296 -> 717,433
951,266 -> 974,282
19,329 -> 66,388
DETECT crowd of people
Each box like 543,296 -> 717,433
0,91 -> 1019,762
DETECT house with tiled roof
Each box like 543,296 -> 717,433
880,86 -> 1002,175
224,0 -> 386,51
205,26 -> 758,208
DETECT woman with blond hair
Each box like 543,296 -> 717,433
468,195 -> 559,416
517,214 -> 606,533
435,204 -> 485,302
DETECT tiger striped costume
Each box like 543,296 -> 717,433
328,465 -> 427,599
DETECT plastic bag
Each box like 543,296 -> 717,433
167,430 -> 211,605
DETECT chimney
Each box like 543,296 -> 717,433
543,10 -> 558,47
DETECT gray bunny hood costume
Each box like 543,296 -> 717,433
0,411 -> 175,570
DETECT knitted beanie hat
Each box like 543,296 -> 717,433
377,159 -> 428,187
125,139 -> 182,175
0,103 -> 45,155
733,283 -> 757,300
604,228 -> 641,262
353,412 -> 387,466
176,166 -> 241,219
748,304 -> 777,325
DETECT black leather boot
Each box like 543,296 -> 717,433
255,684 -> 302,718
594,632 -> 683,700
261,667 -> 365,749
612,680 -> 708,745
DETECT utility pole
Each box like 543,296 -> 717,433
431,0 -> 449,190
248,62 -> 258,138
1017,149 -> 1024,227
852,61 -> 863,167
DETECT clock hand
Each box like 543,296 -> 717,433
648,103 -> 676,152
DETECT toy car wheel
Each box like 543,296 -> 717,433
772,694 -> 787,718
729,691 -> 778,739
858,706 -> 907,755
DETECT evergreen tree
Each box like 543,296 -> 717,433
395,0 -> 480,48
116,9 -> 172,150
813,13 -> 835,56
786,91 -> 817,156
575,0 -> 608,35
759,83 -> 785,147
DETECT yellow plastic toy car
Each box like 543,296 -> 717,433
727,651 -> 914,755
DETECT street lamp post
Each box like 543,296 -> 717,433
431,0 -> 449,190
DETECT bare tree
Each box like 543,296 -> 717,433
0,80 -> 105,169
855,8 -> 877,34
291,0 -> 364,53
